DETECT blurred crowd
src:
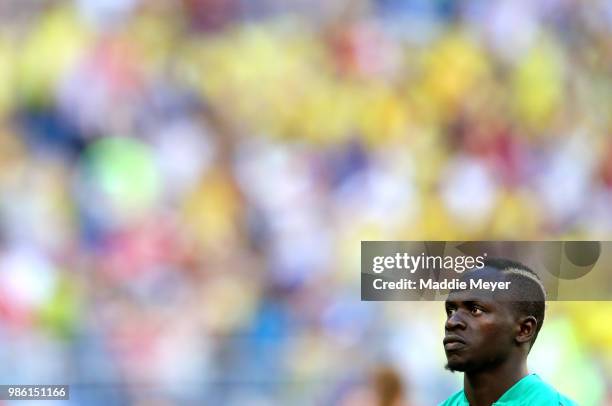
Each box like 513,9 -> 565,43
1,0 -> 612,404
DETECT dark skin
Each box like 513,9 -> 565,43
443,268 -> 538,406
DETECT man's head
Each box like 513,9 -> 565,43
443,258 -> 546,373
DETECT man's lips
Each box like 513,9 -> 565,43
443,335 -> 467,351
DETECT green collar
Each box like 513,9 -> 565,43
459,374 -> 542,405
493,374 -> 540,404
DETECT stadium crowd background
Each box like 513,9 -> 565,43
0,0 -> 611,404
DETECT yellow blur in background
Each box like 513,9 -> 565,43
0,0 -> 612,404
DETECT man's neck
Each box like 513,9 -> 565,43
463,357 -> 528,406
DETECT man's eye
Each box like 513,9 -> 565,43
470,307 -> 483,316
446,308 -> 456,316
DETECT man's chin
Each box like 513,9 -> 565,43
445,359 -> 468,373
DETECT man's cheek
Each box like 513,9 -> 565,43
480,318 -> 504,334
481,324 -> 515,349
474,321 -> 506,344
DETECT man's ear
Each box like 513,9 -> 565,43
515,315 -> 538,345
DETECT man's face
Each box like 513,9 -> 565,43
443,270 -> 518,373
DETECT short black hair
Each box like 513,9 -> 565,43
480,258 -> 546,350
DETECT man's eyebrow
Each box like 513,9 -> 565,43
463,299 -> 496,309
445,299 -> 491,307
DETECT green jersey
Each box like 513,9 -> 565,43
439,374 -> 577,405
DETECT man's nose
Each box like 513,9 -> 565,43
445,311 -> 467,331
